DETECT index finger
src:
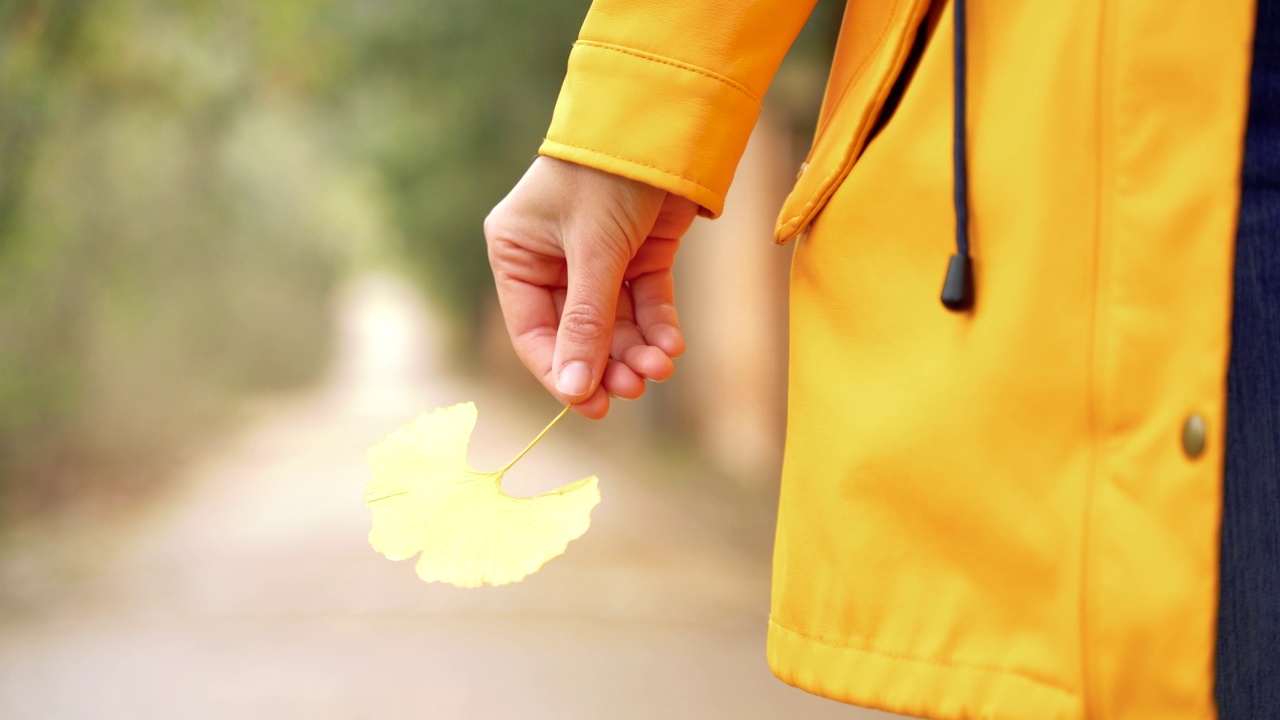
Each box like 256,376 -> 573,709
492,269 -> 560,392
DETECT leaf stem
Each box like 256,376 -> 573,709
499,405 -> 572,474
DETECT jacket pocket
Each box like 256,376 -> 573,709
774,0 -> 933,243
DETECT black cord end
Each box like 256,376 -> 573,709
941,254 -> 974,311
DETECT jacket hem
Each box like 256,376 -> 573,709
766,619 -> 1082,720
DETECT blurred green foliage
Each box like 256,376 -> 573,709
0,0 -> 365,515
0,0 -> 844,517
343,0 -> 591,343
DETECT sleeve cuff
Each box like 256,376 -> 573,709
539,41 -> 763,218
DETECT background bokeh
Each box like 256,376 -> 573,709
0,1 -> 898,717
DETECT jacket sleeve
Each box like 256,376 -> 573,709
538,0 -> 819,217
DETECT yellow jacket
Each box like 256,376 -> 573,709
539,1 -> 1255,718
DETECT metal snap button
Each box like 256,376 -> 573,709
1182,414 -> 1207,459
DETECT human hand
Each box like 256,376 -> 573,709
485,157 -> 698,419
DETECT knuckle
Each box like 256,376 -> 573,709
645,301 -> 678,319
483,204 -> 528,245
558,307 -> 610,345
482,210 -> 510,247
483,219 -> 522,267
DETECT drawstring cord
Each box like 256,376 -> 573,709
941,0 -> 975,310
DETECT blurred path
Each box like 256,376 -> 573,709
0,276 -> 891,720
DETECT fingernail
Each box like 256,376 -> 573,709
556,362 -> 592,397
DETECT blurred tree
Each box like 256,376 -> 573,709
0,0 -> 360,517
342,0 -> 590,351
0,0 -> 87,242
0,0 -> 847,519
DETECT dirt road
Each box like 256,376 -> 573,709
0,277 -> 892,720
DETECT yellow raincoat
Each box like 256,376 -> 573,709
539,1 -> 1256,718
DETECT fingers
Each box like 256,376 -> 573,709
551,234 -> 628,405
567,359 -> 647,418
489,244 -> 561,394
609,285 -> 675,386
486,158 -> 696,419
490,241 -> 666,410
571,385 -> 610,419
629,268 -> 685,359
603,359 -> 646,399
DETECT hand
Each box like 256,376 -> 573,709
485,157 -> 698,418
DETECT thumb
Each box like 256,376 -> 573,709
552,238 -> 626,403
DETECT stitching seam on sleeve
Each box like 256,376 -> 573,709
542,138 -> 725,206
574,40 -> 761,105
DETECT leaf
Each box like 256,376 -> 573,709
363,402 -> 599,588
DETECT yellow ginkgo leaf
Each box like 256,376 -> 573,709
363,402 -> 599,588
